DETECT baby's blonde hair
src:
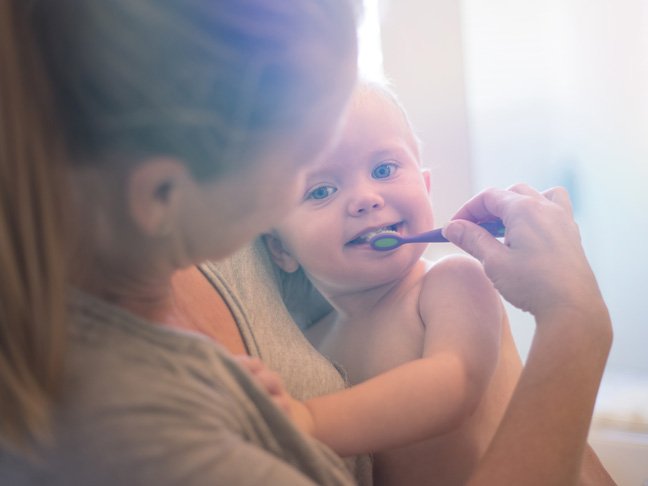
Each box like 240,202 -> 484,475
353,79 -> 423,155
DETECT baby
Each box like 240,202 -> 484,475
259,82 -> 523,485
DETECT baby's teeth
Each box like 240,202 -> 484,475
364,226 -> 397,241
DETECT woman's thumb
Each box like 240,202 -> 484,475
443,220 -> 503,263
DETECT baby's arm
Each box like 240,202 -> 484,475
300,256 -> 501,456
241,256 -> 502,457
417,255 -> 503,420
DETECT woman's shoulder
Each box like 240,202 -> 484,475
68,290 -> 247,403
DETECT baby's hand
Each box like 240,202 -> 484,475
234,355 -> 315,435
234,355 -> 293,414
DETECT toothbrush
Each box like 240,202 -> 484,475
370,219 -> 505,251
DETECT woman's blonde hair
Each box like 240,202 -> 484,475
0,0 -> 357,453
0,0 -> 69,454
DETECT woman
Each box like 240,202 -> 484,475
0,1 -> 612,485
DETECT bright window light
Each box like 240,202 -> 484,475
358,0 -> 385,82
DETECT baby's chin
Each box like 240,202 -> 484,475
325,250 -> 425,291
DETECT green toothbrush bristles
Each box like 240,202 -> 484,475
373,236 -> 399,249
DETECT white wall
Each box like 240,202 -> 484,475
379,0 -> 648,374
380,0 -> 473,231
461,0 -> 648,374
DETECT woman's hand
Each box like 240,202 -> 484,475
442,184 -> 606,321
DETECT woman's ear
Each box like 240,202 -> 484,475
421,168 -> 432,194
127,158 -> 190,237
262,233 -> 301,273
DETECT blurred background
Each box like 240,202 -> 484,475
359,1 -> 648,483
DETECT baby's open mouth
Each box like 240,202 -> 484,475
346,223 -> 401,246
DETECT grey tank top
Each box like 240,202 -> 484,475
202,239 -> 372,481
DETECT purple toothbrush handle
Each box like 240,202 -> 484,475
406,219 -> 505,244
406,228 -> 447,243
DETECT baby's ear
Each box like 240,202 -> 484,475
421,168 -> 431,194
262,233 -> 300,273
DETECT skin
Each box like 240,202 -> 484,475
265,88 -> 524,484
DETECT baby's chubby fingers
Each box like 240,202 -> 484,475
234,355 -> 265,375
234,355 -> 281,392
233,356 -> 314,434
234,355 -> 291,413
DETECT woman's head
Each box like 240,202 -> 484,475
37,0 -> 357,177
0,0 -> 358,452
29,0 -> 359,267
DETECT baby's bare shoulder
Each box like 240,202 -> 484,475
423,254 -> 490,290
419,255 -> 500,317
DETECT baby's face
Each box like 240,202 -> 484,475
272,88 -> 435,295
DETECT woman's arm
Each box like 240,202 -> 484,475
470,305 -> 611,485
443,185 -> 613,485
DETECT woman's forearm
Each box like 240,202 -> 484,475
468,304 -> 612,485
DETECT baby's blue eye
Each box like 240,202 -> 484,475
307,185 -> 337,200
372,162 -> 398,179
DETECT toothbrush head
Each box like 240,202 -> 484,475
370,233 -> 404,251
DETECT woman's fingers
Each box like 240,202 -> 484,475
507,183 -> 574,216
443,220 -> 507,264
451,185 -> 572,227
542,186 -> 574,216
450,187 -> 521,223
449,187 -> 499,222
507,182 -> 542,197
444,185 -> 594,317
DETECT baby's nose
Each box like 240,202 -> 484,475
347,192 -> 384,216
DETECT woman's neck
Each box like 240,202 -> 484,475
73,252 -> 179,325
76,262 -> 247,354
67,163 -> 185,327
169,266 -> 247,353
